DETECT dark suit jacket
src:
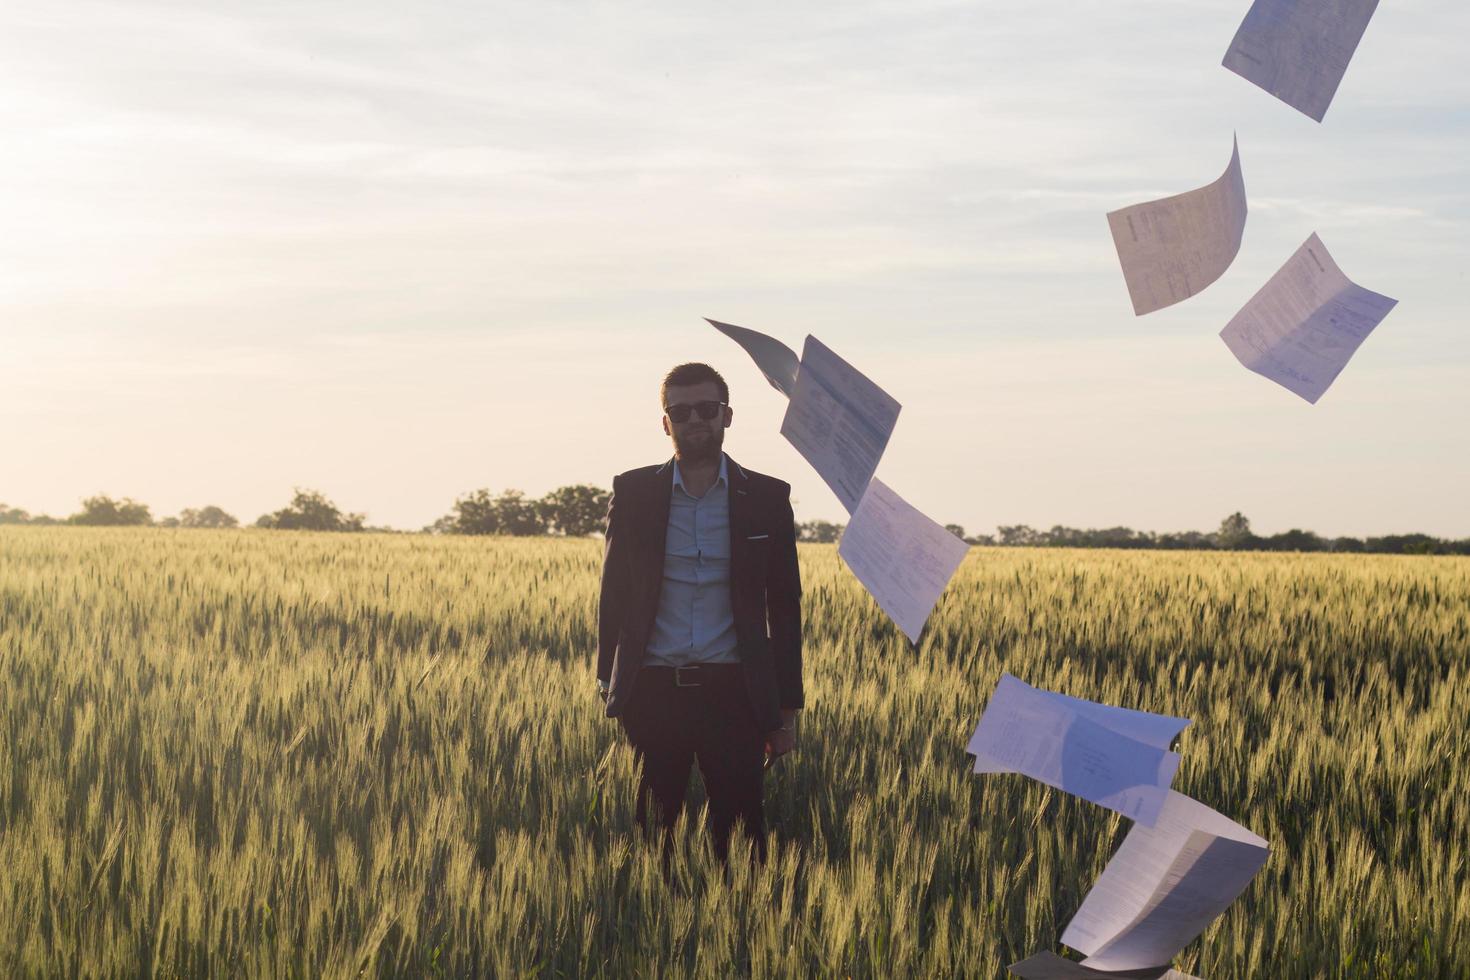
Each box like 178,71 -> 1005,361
597,454 -> 803,735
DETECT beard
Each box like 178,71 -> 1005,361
672,422 -> 725,464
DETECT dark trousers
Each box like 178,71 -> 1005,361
618,664 -> 767,862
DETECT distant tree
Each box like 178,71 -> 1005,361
0,504 -> 31,525
1040,525 -> 1074,547
1331,536 -> 1366,553
1217,512 -> 1254,550
944,523 -> 967,541
432,488 -> 550,536
539,485 -> 611,536
27,514 -> 61,526
1097,526 -> 1147,548
797,520 -> 844,544
1368,533 -> 1441,555
70,495 -> 152,526
255,489 -> 364,532
444,489 -> 500,535
965,533 -> 997,546
180,505 -> 239,529
1154,530 -> 1217,551
1263,529 -> 1326,552
1036,525 -> 1148,549
492,490 -> 546,536
423,514 -> 459,535
997,524 -> 1040,547
158,516 -> 181,528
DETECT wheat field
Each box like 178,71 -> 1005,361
0,527 -> 1466,978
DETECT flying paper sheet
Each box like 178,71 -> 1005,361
1008,951 -> 1198,980
1222,0 -> 1381,122
967,674 -> 1181,826
780,336 -> 901,514
970,680 -> 1191,775
1107,138 -> 1247,316
705,318 -> 800,398
1061,791 -> 1269,971
1220,232 -> 1397,404
837,479 -> 969,643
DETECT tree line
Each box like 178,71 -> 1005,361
1,498 -> 243,529
0,486 -> 613,537
3,493 -> 1467,555
797,512 -> 1470,555
947,512 -> 1470,555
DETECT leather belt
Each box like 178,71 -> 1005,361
641,663 -> 742,689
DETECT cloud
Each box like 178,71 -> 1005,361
1,0 -> 1467,533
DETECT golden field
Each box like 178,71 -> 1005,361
1,527 -> 1466,977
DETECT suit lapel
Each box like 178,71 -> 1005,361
726,454 -> 752,535
727,455 -> 753,607
648,458 -> 675,585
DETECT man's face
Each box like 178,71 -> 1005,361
661,380 -> 732,463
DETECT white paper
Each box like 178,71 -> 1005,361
780,336 -> 901,513
1107,137 -> 1247,316
1062,791 -> 1269,971
1036,692 -> 1192,752
1008,951 -> 1198,980
705,318 -> 800,398
1222,0 -> 1381,122
1220,232 -> 1397,404
837,479 -> 969,643
967,674 -> 1181,826
970,679 -> 1191,773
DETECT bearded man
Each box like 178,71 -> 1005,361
597,361 -> 803,861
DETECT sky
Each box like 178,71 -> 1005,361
2,0 -> 1468,537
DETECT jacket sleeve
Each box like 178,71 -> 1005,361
596,475 -> 626,684
767,482 -> 804,709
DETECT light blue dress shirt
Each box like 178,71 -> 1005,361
644,454 -> 740,667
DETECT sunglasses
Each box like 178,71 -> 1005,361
664,400 -> 727,423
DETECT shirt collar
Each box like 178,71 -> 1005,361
672,453 -> 729,494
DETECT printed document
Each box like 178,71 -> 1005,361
1220,233 -> 1397,404
781,336 -> 901,513
1061,791 -> 1269,971
837,479 -> 969,643
705,318 -> 800,398
1009,951 -> 1197,979
1107,138 -> 1247,316
1223,0 -> 1381,122
970,679 -> 1190,771
967,674 -> 1182,826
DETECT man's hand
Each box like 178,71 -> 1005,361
764,708 -> 799,769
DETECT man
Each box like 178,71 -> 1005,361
598,362 -> 803,861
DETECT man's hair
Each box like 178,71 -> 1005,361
660,362 -> 729,407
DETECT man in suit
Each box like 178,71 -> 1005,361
598,362 -> 803,861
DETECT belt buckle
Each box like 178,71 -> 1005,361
674,666 -> 701,688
